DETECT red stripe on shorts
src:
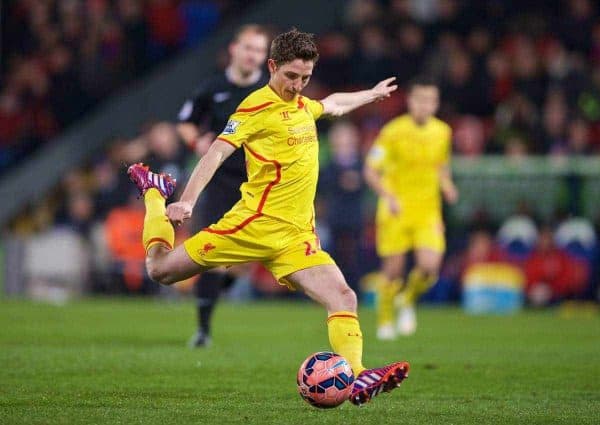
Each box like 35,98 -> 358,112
203,213 -> 262,235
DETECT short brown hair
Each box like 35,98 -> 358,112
270,28 -> 319,65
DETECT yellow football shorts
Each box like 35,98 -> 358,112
183,202 -> 335,289
375,206 -> 445,256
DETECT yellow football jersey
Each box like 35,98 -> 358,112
217,85 -> 323,229
367,114 -> 451,215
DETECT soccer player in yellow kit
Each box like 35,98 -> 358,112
128,29 -> 408,406
364,78 -> 458,339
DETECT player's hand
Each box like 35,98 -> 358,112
385,193 -> 401,215
194,132 -> 215,157
166,201 -> 193,226
371,77 -> 398,102
442,182 -> 459,205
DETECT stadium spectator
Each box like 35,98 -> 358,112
145,121 -> 188,187
440,49 -> 491,116
104,191 -> 156,293
46,43 -> 90,127
56,191 -> 96,238
145,0 -> 186,60
315,32 -> 354,91
524,226 -> 590,306
319,120 -> 365,293
343,0 -> 383,28
565,118 -> 593,155
92,141 -> 134,220
118,0 -> 152,77
461,229 -> 506,275
452,115 -> 487,156
394,22 -> 426,84
541,89 -> 569,154
351,25 -> 395,86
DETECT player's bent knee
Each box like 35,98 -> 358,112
338,286 -> 358,312
146,259 -> 175,286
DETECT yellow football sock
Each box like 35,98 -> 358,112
142,188 -> 175,252
401,268 -> 436,306
327,311 -> 365,375
376,278 -> 402,327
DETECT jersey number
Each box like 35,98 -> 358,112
303,238 -> 320,256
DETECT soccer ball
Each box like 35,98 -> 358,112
296,351 -> 355,408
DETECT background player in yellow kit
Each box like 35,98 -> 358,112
364,77 -> 459,339
128,28 -> 408,406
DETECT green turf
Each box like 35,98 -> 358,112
0,240 -> 4,293
1,298 -> 599,424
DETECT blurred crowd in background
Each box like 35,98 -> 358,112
311,0 -> 600,157
0,0 -> 245,171
3,0 -> 600,305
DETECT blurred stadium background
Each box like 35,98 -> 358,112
2,1 -> 600,424
2,0 -> 600,308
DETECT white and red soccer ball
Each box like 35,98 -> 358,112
297,351 -> 355,408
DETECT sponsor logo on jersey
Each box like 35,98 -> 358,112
222,119 -> 240,135
288,123 -> 316,134
287,134 -> 317,146
287,123 -> 318,146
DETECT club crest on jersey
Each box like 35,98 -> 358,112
199,243 -> 216,256
223,119 -> 240,135
280,111 -> 291,121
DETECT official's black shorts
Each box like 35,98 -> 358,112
193,184 -> 242,230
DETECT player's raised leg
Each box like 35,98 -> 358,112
128,163 -> 208,285
285,264 -> 409,406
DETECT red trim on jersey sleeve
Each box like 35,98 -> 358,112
236,101 -> 274,113
216,137 -> 238,148
244,144 -> 282,213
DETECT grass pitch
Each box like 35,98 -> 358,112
1,298 -> 599,424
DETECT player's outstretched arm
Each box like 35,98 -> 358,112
166,140 -> 236,225
321,77 -> 397,117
